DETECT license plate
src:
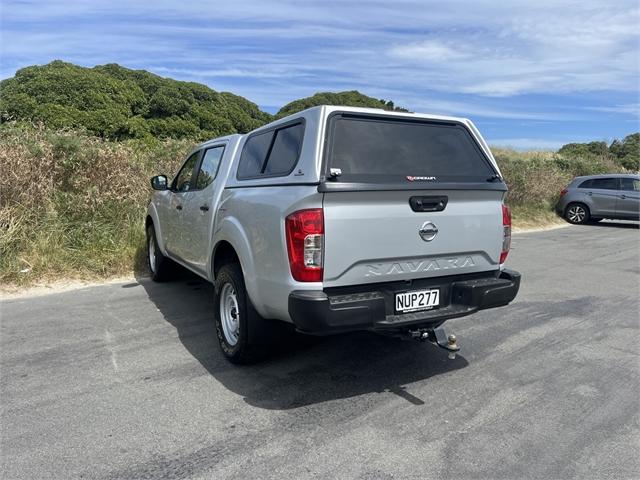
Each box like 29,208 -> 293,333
395,289 -> 440,313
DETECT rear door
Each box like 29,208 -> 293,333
321,113 -> 506,288
616,177 -> 640,219
587,177 -> 619,217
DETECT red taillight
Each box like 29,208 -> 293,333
285,209 -> 324,282
500,204 -> 512,264
560,188 -> 568,197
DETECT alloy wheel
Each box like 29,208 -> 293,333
567,205 -> 586,223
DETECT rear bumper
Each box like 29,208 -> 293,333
288,269 -> 521,335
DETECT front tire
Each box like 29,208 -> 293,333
564,203 -> 590,224
146,224 -> 174,281
214,263 -> 269,364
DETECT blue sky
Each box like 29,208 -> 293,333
1,0 -> 638,149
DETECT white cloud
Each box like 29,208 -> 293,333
587,103 -> 640,117
390,41 -> 468,62
153,66 -> 314,80
1,0 -> 638,108
392,96 -> 579,121
383,2 -> 640,96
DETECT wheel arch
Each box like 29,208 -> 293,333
210,224 -> 266,317
145,204 -> 167,254
212,240 -> 240,277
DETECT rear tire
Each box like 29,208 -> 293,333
146,224 -> 174,281
564,203 -> 590,224
214,262 -> 272,364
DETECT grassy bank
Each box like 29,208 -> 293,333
0,123 -> 192,285
493,147 -> 626,229
0,123 -> 631,286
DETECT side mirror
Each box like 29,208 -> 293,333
150,175 -> 168,191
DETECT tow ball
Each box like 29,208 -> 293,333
409,326 -> 460,359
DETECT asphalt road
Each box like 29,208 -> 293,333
2,222 -> 639,480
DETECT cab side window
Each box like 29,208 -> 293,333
263,123 -> 304,176
172,152 -> 199,192
237,121 -> 304,180
196,146 -> 225,190
237,131 -> 273,179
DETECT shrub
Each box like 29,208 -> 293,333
494,147 -> 629,212
276,90 -> 409,118
0,61 -> 271,140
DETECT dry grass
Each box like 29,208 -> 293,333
511,205 -> 566,231
493,147 -> 625,218
0,124 -> 631,286
0,123 -> 192,285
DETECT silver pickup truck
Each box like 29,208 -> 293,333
146,106 -> 521,363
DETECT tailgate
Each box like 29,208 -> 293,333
322,189 -> 503,287
319,111 -> 507,288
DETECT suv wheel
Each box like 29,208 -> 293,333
146,224 -> 174,281
565,203 -> 590,224
214,263 -> 269,364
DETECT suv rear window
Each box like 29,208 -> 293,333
237,122 -> 304,179
326,115 -> 495,183
621,177 -> 640,191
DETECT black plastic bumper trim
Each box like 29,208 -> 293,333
288,269 -> 521,335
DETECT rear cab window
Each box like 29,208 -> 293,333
324,114 -> 498,186
237,121 -> 304,180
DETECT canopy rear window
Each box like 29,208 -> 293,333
325,115 -> 496,184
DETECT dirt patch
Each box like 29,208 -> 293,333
0,275 -> 138,300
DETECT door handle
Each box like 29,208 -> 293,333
620,195 -> 627,199
199,205 -> 209,212
587,192 -> 592,196
176,205 -> 182,210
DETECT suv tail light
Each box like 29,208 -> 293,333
500,204 -> 512,265
560,188 -> 568,197
285,209 -> 324,282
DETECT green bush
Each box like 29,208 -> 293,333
609,133 -> 640,170
276,90 -> 409,118
0,61 -> 418,143
557,134 -> 639,172
0,61 -> 271,141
